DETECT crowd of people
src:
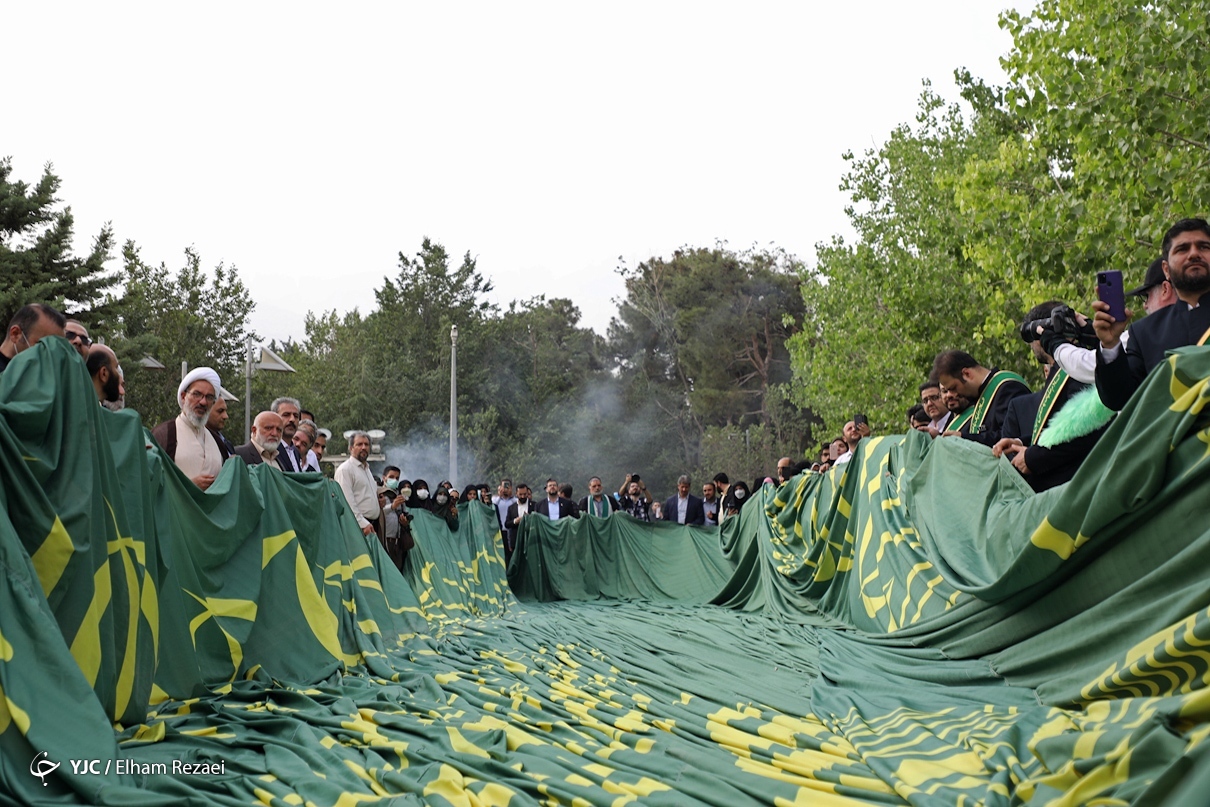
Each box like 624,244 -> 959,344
888,217 -> 1210,494
3,219 -> 1207,572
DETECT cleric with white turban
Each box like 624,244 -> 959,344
173,366 -> 224,489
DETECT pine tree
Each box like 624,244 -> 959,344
0,157 -> 118,327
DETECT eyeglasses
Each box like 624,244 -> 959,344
921,393 -> 942,403
66,331 -> 92,346
187,390 -> 217,404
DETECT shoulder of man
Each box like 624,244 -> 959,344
206,426 -> 231,460
233,442 -> 260,464
150,419 -> 177,457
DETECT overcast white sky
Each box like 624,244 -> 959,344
8,2 -> 1028,343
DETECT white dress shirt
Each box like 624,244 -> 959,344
335,457 -> 380,530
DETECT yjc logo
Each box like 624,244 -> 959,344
30,751 -> 60,786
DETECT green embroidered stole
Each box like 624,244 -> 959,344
587,496 -> 610,517
949,407 -> 974,433
969,370 -> 1028,432
1029,368 -> 1069,446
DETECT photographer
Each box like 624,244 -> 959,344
1023,299 -> 1119,385
618,476 -> 653,522
992,301 -> 1107,491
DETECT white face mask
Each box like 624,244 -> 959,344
435,493 -> 448,505
400,487 -> 412,499
416,488 -> 429,500
734,488 -> 746,499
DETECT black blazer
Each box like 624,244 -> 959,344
1096,293 -> 1210,410
504,500 -> 534,528
960,369 -> 1032,447
661,494 -> 705,525
534,497 -> 580,520
233,442 -> 264,466
276,442 -> 301,472
1000,368 -> 1104,491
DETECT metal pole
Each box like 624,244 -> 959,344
449,324 -> 458,485
245,336 -> 252,440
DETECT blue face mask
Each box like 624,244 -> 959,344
385,478 -> 399,490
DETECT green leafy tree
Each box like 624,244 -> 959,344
478,296 -> 612,485
788,79 -> 1039,442
0,157 -> 118,326
609,245 -> 809,488
267,238 -> 499,475
958,0 -> 1210,328
111,242 -> 258,429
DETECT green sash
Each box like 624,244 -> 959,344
1030,368 -> 1069,446
948,407 -> 974,433
586,496 -> 611,517
969,370 -> 1029,433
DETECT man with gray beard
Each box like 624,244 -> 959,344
234,411 -> 285,468
151,367 -> 226,490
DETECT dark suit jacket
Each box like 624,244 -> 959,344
1096,293 -> 1210,410
504,500 -> 533,528
535,497 -> 580,520
276,442 -> 301,472
1000,392 -> 1041,445
960,369 -> 1032,446
502,500 -> 535,551
233,442 -> 264,465
1000,368 -> 1103,492
577,495 -> 619,517
662,494 -> 705,525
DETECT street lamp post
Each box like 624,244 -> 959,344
449,324 -> 458,485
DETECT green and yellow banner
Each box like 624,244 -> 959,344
2,336 -> 1210,805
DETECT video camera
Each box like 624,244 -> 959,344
1019,305 -> 1099,350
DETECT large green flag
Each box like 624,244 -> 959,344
2,336 -> 1210,805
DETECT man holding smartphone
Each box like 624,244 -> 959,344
1094,218 -> 1210,410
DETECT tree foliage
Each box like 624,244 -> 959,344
0,157 -> 118,326
790,0 -> 1210,444
789,81 -> 1034,438
610,245 -> 810,478
111,242 -> 258,429
30,0 -> 1203,496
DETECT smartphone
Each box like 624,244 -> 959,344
854,413 -> 868,427
1097,270 -> 1127,321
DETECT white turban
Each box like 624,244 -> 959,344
178,367 -> 222,400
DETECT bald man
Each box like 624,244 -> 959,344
234,411 -> 285,468
86,344 -> 121,404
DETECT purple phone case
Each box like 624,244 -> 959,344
1098,271 -> 1127,321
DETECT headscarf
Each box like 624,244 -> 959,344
407,479 -> 432,510
723,481 -> 751,513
